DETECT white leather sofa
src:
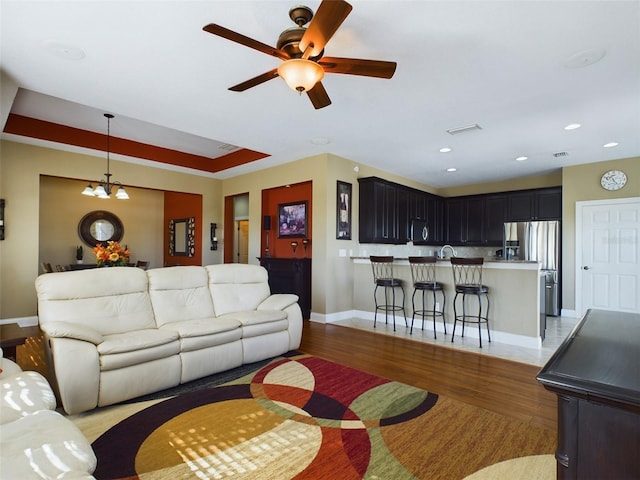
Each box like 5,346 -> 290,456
35,264 -> 303,415
0,348 -> 97,479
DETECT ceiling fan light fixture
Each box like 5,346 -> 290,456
278,59 -> 324,93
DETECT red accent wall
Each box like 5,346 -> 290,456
164,191 -> 203,266
261,181 -> 312,258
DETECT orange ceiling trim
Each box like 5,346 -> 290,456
3,114 -> 270,173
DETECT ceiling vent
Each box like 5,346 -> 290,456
217,143 -> 238,152
553,151 -> 569,158
446,124 -> 482,135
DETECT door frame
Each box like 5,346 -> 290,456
575,196 -> 640,316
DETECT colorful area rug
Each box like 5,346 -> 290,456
73,354 -> 555,479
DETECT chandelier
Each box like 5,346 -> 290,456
81,113 -> 129,199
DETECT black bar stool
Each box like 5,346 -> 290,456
450,257 -> 491,348
370,256 -> 406,331
408,256 -> 447,338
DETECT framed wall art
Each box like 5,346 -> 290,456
278,201 -> 308,238
336,181 -> 352,240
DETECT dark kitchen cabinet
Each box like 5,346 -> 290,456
258,257 -> 311,320
444,196 -> 486,245
483,194 -> 508,245
358,177 -> 402,244
403,188 -> 444,245
507,187 -> 561,221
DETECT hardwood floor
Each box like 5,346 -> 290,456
15,320 -> 557,432
299,321 -> 557,432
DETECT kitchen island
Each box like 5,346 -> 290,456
351,257 -> 543,348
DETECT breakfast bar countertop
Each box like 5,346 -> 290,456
351,257 -> 540,270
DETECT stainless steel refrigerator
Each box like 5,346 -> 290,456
504,220 -> 560,316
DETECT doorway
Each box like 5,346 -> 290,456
235,220 -> 249,264
576,197 -> 640,315
224,193 -> 250,264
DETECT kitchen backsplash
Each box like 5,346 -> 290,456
352,243 -> 498,259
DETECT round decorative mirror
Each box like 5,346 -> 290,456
78,210 -> 124,247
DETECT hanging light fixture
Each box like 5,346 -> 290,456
81,113 -> 129,200
277,58 -> 324,93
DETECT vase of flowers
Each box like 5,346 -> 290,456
93,241 -> 130,267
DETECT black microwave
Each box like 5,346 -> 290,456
411,219 -> 429,245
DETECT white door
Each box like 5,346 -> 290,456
577,197 -> 640,315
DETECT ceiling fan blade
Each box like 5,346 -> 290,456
307,82 -> 332,110
300,0 -> 353,58
319,57 -> 397,79
229,69 -> 280,92
203,24 -> 290,60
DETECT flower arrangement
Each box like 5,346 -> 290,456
93,241 -> 130,267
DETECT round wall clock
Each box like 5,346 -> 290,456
600,170 -> 627,191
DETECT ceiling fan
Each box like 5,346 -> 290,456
203,0 -> 397,109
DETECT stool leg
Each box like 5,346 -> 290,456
410,288 -> 417,335
485,293 -> 491,342
451,292 -> 459,343
391,285 -> 396,332
431,289 -> 437,339
373,284 -> 378,329
477,292 -> 483,348
401,284 -> 407,327
441,289 -> 447,335
461,293 -> 467,338
421,289 -> 427,331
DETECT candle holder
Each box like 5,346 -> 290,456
302,238 -> 309,257
290,241 -> 298,257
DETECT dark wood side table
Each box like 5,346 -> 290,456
0,324 -> 41,361
536,309 -> 640,479
258,257 -> 311,320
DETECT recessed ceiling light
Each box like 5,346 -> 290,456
515,156 -> 528,162
446,167 -> 457,172
42,40 -> 85,60
603,142 -> 619,148
310,137 -> 330,145
564,48 -> 606,69
439,147 -> 452,153
564,123 -> 581,130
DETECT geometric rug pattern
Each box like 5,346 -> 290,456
86,354 -> 555,479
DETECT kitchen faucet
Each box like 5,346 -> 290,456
440,244 -> 457,259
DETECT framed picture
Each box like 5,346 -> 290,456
336,181 -> 352,240
278,201 -> 308,238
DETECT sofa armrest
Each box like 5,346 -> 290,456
0,351 -> 22,378
257,294 -> 299,312
41,321 -> 104,345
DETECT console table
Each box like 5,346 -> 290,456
258,257 -> 311,320
537,309 -> 640,479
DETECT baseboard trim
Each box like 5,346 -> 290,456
311,310 -> 542,349
0,316 -> 38,327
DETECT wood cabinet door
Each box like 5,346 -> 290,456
507,191 -> 534,221
484,194 -> 508,245
536,188 -> 562,220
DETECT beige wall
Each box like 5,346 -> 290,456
39,176 -> 165,270
437,172 -> 562,197
561,156 -> 640,312
0,140 -> 223,319
1,135 -> 637,321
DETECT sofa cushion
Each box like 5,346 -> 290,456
159,317 -> 242,353
0,410 -> 96,479
148,266 -> 216,327
0,371 -> 57,424
217,310 -> 289,339
206,264 -> 271,316
97,329 -> 180,371
36,268 -> 156,336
